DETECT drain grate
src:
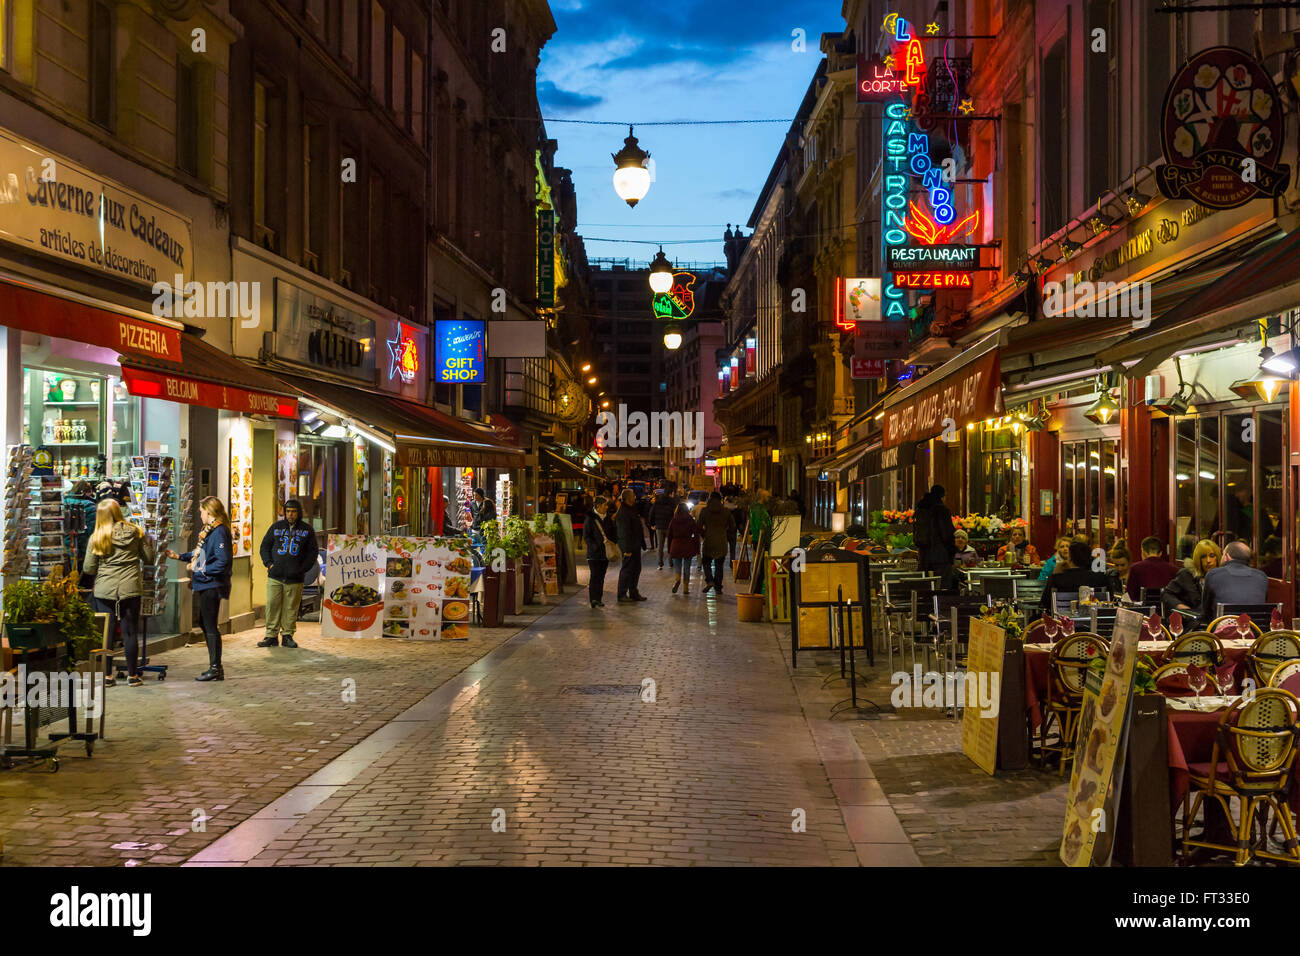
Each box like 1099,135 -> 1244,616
560,684 -> 643,696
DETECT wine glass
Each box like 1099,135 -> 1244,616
1188,666 -> 1208,705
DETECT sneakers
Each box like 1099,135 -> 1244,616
257,636 -> 279,647
128,675 -> 144,687
281,635 -> 299,648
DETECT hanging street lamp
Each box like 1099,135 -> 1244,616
611,126 -> 651,207
663,323 -> 683,350
648,247 -> 674,293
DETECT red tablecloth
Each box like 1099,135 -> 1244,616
1167,708 -> 1300,815
1023,645 -> 1252,731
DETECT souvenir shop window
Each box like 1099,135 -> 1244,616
22,368 -> 139,486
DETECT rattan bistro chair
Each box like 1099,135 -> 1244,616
1164,632 -> 1225,668
1209,614 -> 1265,639
1182,689 -> 1300,866
1269,660 -> 1300,689
1248,631 -> 1300,687
1042,633 -> 1110,776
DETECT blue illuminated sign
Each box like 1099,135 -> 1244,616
434,319 -> 485,383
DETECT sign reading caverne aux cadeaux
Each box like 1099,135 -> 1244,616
0,128 -> 193,287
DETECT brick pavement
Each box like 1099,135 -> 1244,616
0,603 -> 555,866
210,562 -> 890,866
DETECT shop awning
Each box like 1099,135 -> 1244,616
541,447 -> 598,482
0,275 -> 183,360
119,331 -> 299,417
804,439 -> 872,479
881,334 -> 1002,448
274,373 -> 524,469
1097,227 -> 1299,378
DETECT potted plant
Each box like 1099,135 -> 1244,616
4,571 -> 98,658
502,517 -> 532,613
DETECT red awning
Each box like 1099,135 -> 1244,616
0,278 -> 182,360
119,333 -> 299,418
881,346 -> 1001,448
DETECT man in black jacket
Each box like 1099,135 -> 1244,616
616,490 -> 647,603
257,499 -> 320,648
1040,541 -> 1112,610
914,484 -> 957,589
650,491 -> 677,569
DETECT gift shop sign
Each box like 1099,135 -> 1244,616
0,127 -> 193,287
274,279 -> 376,383
883,349 -> 1001,448
1156,47 -> 1289,210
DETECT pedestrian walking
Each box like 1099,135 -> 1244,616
166,496 -> 233,682
913,484 -> 957,589
697,491 -> 736,596
471,488 -> 496,533
666,502 -> 701,594
583,495 -> 618,608
651,490 -> 676,569
615,489 -> 648,603
256,498 -> 319,648
82,499 -> 156,686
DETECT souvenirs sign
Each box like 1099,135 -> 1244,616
1156,47 -> 1290,210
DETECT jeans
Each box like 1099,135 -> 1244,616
656,529 -> 670,566
703,556 -> 726,591
97,596 -> 142,677
588,559 -> 609,603
198,588 -> 223,667
265,578 -> 304,639
671,555 -> 693,578
617,548 -> 642,598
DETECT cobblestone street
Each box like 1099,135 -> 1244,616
2,562 -> 1076,866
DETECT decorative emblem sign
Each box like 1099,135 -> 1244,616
1156,46 -> 1289,210
651,271 -> 696,319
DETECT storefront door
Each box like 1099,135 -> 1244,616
299,440 -> 346,535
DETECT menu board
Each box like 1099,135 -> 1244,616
1060,607 -> 1142,867
229,437 -> 254,556
961,619 -> 1006,776
322,534 -> 472,641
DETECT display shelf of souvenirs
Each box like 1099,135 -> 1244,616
3,445 -> 34,576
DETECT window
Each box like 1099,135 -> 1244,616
303,122 -> 327,271
411,51 -> 424,139
1144,6 -> 1171,164
370,1 -> 386,102
308,0 -> 326,34
1040,40 -> 1068,237
1060,438 -> 1119,546
392,27 -> 405,120
252,76 -> 284,251
340,141 -> 363,287
1084,0 -> 1115,202
177,59 -> 199,176
342,0 -> 359,67
89,0 -> 114,129
0,0 -> 8,71
369,168 -> 387,299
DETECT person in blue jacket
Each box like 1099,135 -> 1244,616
256,498 -> 319,648
167,496 -> 233,682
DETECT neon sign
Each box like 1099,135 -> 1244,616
857,57 -> 907,100
887,245 -> 978,272
434,319 -> 484,383
651,271 -> 696,319
906,131 -> 953,225
882,100 -> 911,317
386,326 -> 420,384
904,201 -> 981,245
894,272 -> 972,288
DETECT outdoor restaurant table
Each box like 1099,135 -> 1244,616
1166,696 -> 1300,819
1023,638 -> 1255,732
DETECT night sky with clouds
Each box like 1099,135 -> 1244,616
539,0 -> 843,267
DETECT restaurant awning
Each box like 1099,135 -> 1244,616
119,331 -> 299,418
804,438 -> 872,479
1,274 -> 183,360
1097,227 -> 1298,378
881,334 -> 1002,448
541,446 -> 599,482
274,372 -> 525,469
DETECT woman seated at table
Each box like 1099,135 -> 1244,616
996,526 -> 1040,566
953,529 -> 979,568
1039,541 -> 1112,609
1162,539 -> 1220,620
1107,541 -> 1132,597
1037,536 -> 1072,581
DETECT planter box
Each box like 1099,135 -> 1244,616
480,568 -> 506,627
5,621 -> 64,650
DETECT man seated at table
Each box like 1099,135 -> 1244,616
952,529 -> 979,568
1200,540 -> 1268,621
1039,541 -> 1111,610
1125,536 -> 1179,601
